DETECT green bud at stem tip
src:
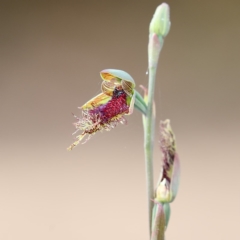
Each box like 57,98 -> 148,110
149,3 -> 171,38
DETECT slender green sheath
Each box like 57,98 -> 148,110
151,202 -> 165,240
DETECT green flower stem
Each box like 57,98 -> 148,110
144,33 -> 162,236
143,66 -> 157,236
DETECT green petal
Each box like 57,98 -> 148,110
122,79 -> 134,97
126,90 -> 135,115
80,93 -> 111,110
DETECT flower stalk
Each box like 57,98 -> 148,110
143,3 -> 171,237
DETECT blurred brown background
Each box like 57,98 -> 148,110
0,0 -> 239,239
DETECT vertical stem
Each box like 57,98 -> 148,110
143,32 -> 163,238
143,118 -> 154,236
144,66 -> 157,236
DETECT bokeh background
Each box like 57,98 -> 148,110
0,0 -> 239,239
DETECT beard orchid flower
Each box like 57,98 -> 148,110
67,69 -> 136,151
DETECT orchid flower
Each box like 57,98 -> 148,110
67,69 -> 137,151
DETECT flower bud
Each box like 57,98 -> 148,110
155,119 -> 180,203
149,3 -> 171,39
